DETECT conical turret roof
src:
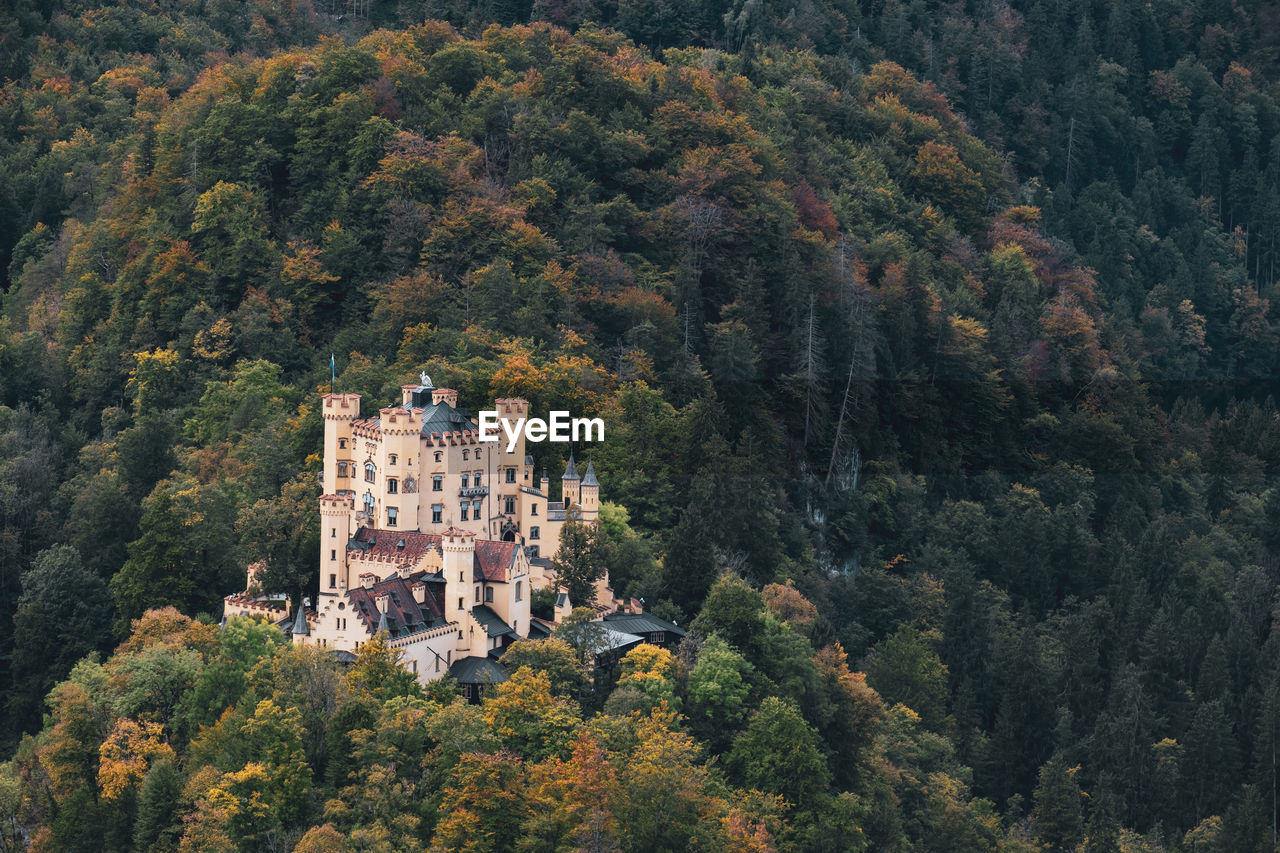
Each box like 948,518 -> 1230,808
562,452 -> 580,480
582,460 -> 599,487
292,604 -> 310,637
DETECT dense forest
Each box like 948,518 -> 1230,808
1,0 -> 1279,850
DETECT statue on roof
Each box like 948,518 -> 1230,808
420,370 -> 432,387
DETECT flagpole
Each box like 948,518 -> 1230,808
330,354 -> 336,393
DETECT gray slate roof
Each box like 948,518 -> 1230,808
471,604 -> 519,640
601,612 -> 685,638
449,655 -> 508,685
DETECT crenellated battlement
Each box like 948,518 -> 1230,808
322,393 -> 361,419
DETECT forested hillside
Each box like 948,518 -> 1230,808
1,1 -> 1279,851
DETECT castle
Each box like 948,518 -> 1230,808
224,374 -> 643,697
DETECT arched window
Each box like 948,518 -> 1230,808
463,450 -> 469,460
515,581 -> 523,602
337,461 -> 348,477
362,491 -> 374,515
365,462 -> 376,483
434,451 -> 442,463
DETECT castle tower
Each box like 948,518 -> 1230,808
579,460 -> 600,520
377,405 -> 423,531
562,453 -> 580,508
441,526 -> 476,624
322,393 -> 361,496
319,495 -> 354,593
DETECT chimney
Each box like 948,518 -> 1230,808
412,581 -> 427,604
432,388 -> 458,408
360,572 -> 375,589
376,593 -> 390,613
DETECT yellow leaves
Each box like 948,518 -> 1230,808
98,719 -> 175,800
19,105 -> 59,141
49,126 -> 95,156
128,346 -> 182,410
192,316 -> 233,363
282,240 -> 339,288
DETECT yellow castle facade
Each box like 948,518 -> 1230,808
225,375 -> 633,697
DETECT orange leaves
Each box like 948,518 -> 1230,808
486,340 -> 613,417
98,719 -> 175,800
863,61 -> 958,126
910,141 -> 984,217
362,131 -> 484,202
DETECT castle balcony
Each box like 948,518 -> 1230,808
460,486 -> 489,498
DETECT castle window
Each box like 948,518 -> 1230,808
472,499 -> 482,516
339,439 -> 347,449
530,526 -> 539,540
432,504 -> 442,524
474,585 -> 480,602
434,451 -> 442,462
387,478 -> 398,494
331,527 -> 336,538
485,587 -> 493,603
337,462 -> 348,477
329,573 -> 336,588
363,492 -> 374,515
387,507 -> 398,527
365,463 -> 376,483
457,597 -> 463,610
330,549 -> 337,561
460,504 -> 469,522
435,657 -> 440,673
432,476 -> 443,491
463,450 -> 469,460
389,454 -> 397,465
461,474 -> 469,488
504,497 -> 515,514
474,472 -> 482,486
505,468 -> 516,483
531,504 -> 538,516
515,581 -> 523,602
528,545 -> 539,558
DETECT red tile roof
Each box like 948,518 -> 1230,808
349,527 -> 520,583
473,540 -> 519,583
349,527 -> 439,564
